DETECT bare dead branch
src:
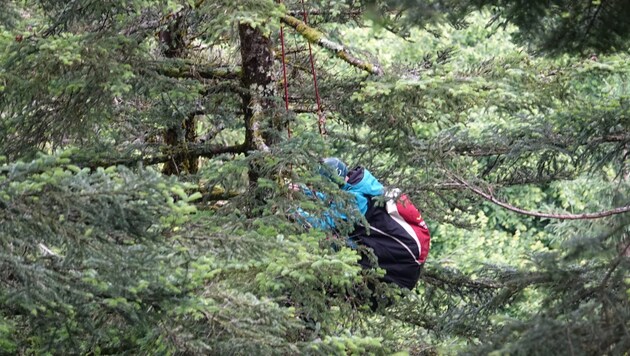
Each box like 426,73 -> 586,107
121,17 -> 162,36
452,175 -> 630,220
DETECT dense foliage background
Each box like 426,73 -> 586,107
1,0 -> 629,354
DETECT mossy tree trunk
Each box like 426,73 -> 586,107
238,23 -> 276,184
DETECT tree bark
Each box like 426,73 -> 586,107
238,23 -> 277,184
159,15 -> 200,175
239,23 -> 278,150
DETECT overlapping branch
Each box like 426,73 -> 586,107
433,133 -> 630,157
411,172 -> 576,192
339,132 -> 629,159
149,60 -> 241,80
122,0 -> 208,36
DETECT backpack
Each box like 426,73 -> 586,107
385,190 -> 431,263
350,189 -> 431,289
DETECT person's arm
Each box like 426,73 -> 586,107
290,184 -> 340,230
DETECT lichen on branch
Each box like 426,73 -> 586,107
281,15 -> 383,76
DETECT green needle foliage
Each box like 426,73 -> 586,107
1,0 -> 629,354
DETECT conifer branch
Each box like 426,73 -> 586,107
414,173 -> 576,192
150,60 -> 242,80
280,15 -> 383,76
199,123 -> 225,143
287,9 -> 363,17
453,175 -> 630,220
438,133 -> 629,157
122,0 -> 207,37
421,266 -> 502,289
76,143 -> 246,169
200,83 -> 249,96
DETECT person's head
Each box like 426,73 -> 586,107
319,157 -> 348,185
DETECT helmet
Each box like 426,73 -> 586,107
319,157 -> 348,184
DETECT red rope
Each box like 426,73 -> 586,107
300,0 -> 326,136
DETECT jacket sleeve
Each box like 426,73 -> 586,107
294,187 -> 347,230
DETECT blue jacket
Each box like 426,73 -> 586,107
298,190 -> 343,230
299,167 -> 383,229
342,167 -> 384,215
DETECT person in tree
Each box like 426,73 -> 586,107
314,157 -> 431,290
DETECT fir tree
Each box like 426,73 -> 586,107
1,0 -> 629,354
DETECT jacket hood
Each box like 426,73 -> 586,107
345,167 -> 384,196
343,167 -> 383,215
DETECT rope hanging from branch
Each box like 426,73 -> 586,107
279,1 -> 330,137
300,0 -> 326,136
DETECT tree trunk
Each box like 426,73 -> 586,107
239,23 -> 278,148
160,16 -> 199,175
238,23 -> 276,184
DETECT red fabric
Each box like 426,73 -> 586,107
396,194 -> 431,263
